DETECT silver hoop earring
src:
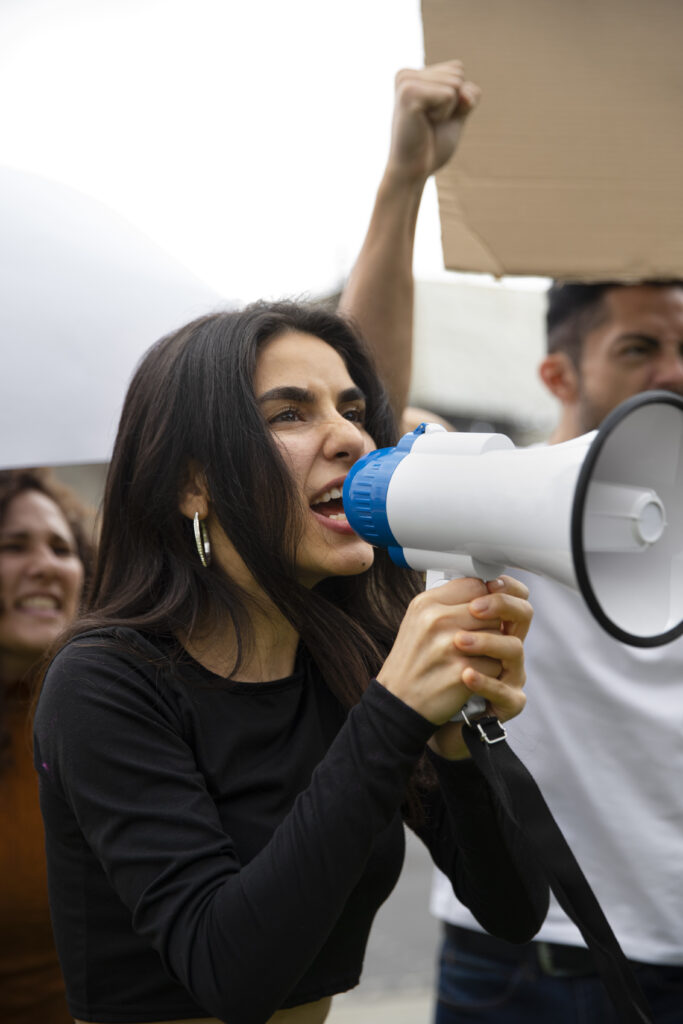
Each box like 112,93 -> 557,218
193,512 -> 211,568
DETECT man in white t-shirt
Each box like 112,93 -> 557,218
426,281 -> 683,1024
345,67 -> 683,1022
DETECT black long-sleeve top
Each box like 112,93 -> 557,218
34,628 -> 547,1024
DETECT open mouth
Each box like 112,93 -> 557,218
310,487 -> 347,522
16,595 -> 61,612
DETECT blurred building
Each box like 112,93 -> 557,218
411,277 -> 557,444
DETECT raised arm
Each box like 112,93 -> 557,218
338,61 -> 480,417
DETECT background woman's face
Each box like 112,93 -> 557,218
0,489 -> 84,681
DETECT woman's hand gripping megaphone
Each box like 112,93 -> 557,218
375,574 -> 532,760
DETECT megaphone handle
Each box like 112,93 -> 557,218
425,570 -> 487,721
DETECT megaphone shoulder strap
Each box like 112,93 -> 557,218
462,715 -> 653,1024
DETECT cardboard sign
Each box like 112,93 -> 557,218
421,0 -> 683,280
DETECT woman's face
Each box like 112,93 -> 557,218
252,330 -> 376,587
0,489 -> 84,681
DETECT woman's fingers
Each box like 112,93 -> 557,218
423,577 -> 502,631
377,575 -> 532,727
454,629 -> 524,664
424,575 -> 532,754
487,574 -> 530,601
454,653 -> 502,680
461,666 -> 527,724
456,580 -> 528,724
469,578 -> 533,640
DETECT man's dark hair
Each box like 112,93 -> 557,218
545,280 -> 683,366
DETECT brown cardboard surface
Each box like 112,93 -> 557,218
421,0 -> 683,280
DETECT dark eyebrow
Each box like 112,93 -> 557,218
257,386 -> 315,405
339,386 -> 366,404
257,385 -> 366,404
0,528 -> 73,545
614,333 -> 660,349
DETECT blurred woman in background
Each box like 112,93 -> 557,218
0,468 -> 93,1024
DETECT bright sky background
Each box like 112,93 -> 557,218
0,0 -> 551,468
0,0 -> 452,302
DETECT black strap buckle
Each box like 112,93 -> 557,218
460,709 -> 507,745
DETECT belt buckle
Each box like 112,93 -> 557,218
536,942 -> 561,976
536,941 -> 592,978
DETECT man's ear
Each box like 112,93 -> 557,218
539,352 -> 580,405
178,463 -> 209,521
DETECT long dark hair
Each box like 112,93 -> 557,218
72,301 -> 421,714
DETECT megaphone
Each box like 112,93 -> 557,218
343,390 -> 683,648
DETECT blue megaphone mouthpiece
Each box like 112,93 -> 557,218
343,425 -> 426,557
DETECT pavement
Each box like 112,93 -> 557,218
327,989 -> 433,1023
325,829 -> 440,1023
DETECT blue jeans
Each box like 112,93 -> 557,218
434,926 -> 683,1024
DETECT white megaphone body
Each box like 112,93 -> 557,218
343,391 -> 683,651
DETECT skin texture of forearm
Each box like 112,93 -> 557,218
338,172 -> 426,418
338,62 -> 479,422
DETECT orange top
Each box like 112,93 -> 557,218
0,685 -> 71,1024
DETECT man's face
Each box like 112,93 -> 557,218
576,285 -> 683,433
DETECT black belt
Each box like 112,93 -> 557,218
445,923 -> 651,980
